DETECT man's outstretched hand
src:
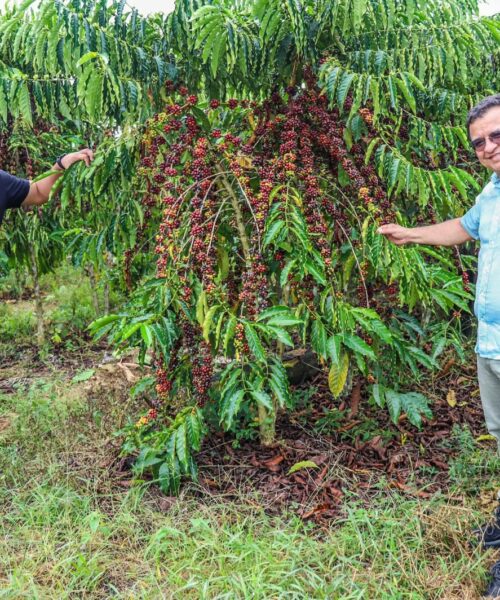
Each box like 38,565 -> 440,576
22,148 -> 95,208
377,223 -> 413,245
59,148 -> 94,169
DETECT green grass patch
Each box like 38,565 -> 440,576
0,375 -> 498,598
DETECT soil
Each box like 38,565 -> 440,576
2,336 -> 494,526
186,362 -> 491,524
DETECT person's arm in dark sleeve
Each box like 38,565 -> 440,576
3,172 -> 31,209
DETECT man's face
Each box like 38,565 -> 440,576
469,106 -> 500,174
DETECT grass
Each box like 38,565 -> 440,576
0,371 -> 499,599
0,263 -> 123,360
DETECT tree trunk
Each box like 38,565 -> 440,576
29,247 -> 45,347
87,264 -> 100,315
103,252 -> 114,315
258,403 -> 276,447
103,281 -> 110,315
15,267 -> 26,300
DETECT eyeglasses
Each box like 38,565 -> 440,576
471,130 -> 500,153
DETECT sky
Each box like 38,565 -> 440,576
0,0 -> 176,14
0,0 -> 498,15
133,0 -> 500,15
481,0 -> 500,15
126,0 -> 175,15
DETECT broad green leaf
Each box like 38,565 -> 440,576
385,389 -> 402,423
244,323 -> 266,362
343,334 -> 376,360
203,305 -> 220,342
250,389 -> 273,410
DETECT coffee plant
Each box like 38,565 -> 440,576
1,0 -> 499,492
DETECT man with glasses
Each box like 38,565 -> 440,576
0,148 -> 94,226
378,94 -> 500,597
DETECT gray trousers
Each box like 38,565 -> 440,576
477,356 -> 500,452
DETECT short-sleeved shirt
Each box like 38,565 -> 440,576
0,170 -> 30,225
461,172 -> 500,358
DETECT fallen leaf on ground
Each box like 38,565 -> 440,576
446,389 -> 457,407
287,460 -> 318,475
263,455 -> 284,471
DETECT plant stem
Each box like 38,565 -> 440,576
258,402 -> 276,447
217,167 -> 251,265
217,166 -> 276,445
87,264 -> 100,315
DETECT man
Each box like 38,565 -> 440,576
0,149 -> 94,225
378,94 -> 500,598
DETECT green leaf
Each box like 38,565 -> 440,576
337,71 -> 356,110
365,137 -> 380,164
140,324 -> 153,347
250,390 -> 273,410
280,259 -> 296,287
257,306 -> 294,321
17,81 -> 32,126
186,410 -> 204,451
221,388 -> 246,429
158,461 -> 171,493
396,75 -> 416,113
304,259 -> 326,285
130,376 -> 156,399
327,335 -> 342,364
400,392 -> 432,428
266,316 -> 302,327
175,422 -> 188,469
89,314 -> 120,334
264,220 -> 285,247
372,384 -> 385,408
121,322 -> 142,341
343,334 -> 376,360
76,51 -> 100,67
269,358 -> 290,408
385,389 -> 402,423
266,326 -> 294,347
203,305 -> 220,342
368,319 -> 392,344
211,31 -> 227,78
85,70 -> 103,120
223,315 -> 237,352
244,323 -> 266,362
311,319 -> 328,359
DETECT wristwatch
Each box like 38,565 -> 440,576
55,154 -> 68,170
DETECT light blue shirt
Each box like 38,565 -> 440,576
461,172 -> 500,358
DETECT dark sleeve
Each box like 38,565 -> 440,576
0,170 -> 30,209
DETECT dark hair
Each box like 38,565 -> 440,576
467,94 -> 500,136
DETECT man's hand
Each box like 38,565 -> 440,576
59,148 -> 94,169
377,218 -> 472,247
22,148 -> 95,207
377,223 -> 413,245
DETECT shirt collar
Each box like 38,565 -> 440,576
491,172 -> 500,187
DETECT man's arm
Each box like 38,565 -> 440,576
22,149 -> 94,208
377,218 -> 473,246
